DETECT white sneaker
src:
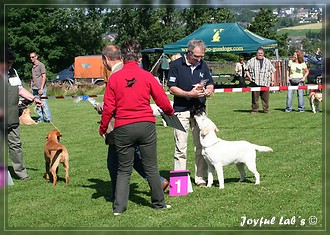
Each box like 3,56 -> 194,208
113,212 -> 121,216
166,205 -> 171,209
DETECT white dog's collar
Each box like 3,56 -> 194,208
203,138 -> 220,148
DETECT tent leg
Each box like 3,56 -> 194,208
162,71 -> 165,88
150,53 -> 164,74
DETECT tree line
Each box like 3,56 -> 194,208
8,7 -> 288,82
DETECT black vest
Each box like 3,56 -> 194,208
7,72 -> 20,128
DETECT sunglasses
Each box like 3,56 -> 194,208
189,51 -> 204,59
30,56 -> 36,58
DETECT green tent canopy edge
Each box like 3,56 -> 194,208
163,22 -> 278,54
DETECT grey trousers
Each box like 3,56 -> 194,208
113,122 -> 166,213
8,125 -> 28,179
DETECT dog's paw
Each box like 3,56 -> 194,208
219,186 -> 225,189
206,184 -> 212,188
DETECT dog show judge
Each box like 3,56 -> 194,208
167,39 -> 214,188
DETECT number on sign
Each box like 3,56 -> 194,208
175,179 -> 181,193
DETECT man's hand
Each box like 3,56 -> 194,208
94,103 -> 104,115
99,127 -> 105,137
190,87 -> 205,98
34,97 -> 44,106
204,88 -> 213,97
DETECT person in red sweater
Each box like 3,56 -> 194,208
99,40 -> 174,215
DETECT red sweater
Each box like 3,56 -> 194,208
99,61 -> 174,135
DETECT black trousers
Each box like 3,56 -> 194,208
234,75 -> 247,87
113,122 -> 166,213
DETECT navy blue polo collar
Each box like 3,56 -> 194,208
182,54 -> 202,68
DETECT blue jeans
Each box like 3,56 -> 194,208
32,87 -> 52,122
285,81 -> 305,112
107,145 -> 166,201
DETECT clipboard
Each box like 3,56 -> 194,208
159,111 -> 186,132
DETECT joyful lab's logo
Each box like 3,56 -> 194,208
212,28 -> 224,42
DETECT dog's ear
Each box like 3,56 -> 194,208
46,132 -> 51,140
55,130 -> 62,142
215,127 -> 219,132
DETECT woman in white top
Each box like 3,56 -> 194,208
235,56 -> 248,87
285,50 -> 309,112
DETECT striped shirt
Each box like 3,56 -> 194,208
246,57 -> 275,86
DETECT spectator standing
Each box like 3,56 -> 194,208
99,40 -> 174,215
30,51 -> 52,122
315,48 -> 322,60
167,39 -> 214,187
171,53 -> 182,62
2,48 -> 43,180
235,56 -> 248,87
246,47 -> 276,114
100,44 -> 169,201
285,50 -> 309,112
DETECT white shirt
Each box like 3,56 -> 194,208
8,68 -> 22,89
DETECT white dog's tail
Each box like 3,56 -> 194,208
252,144 -> 273,152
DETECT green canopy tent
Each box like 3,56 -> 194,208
163,22 -> 278,54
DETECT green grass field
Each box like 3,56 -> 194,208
277,22 -> 322,37
278,23 -> 322,31
4,91 -> 324,232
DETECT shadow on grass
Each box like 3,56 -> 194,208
8,166 -> 39,180
273,108 -> 287,112
233,109 -> 276,113
225,177 -> 254,184
274,108 -> 319,113
233,109 -> 251,113
83,178 -> 151,207
199,177 -> 254,187
158,170 -> 255,187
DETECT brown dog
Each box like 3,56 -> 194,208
19,108 -> 37,125
44,130 -> 69,186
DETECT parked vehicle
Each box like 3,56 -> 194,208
54,64 -> 74,85
304,54 -> 323,84
54,55 -> 110,86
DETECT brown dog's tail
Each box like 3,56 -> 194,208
50,149 -> 63,166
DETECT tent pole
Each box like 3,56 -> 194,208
150,53 -> 164,74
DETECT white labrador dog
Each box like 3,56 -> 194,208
194,113 -> 273,189
309,91 -> 322,113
